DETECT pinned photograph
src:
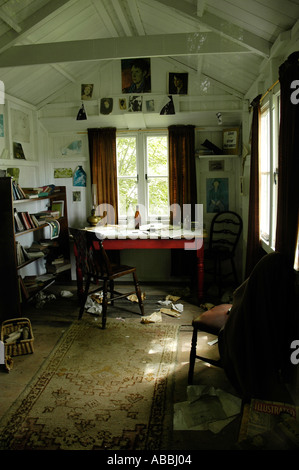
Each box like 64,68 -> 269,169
81,84 -> 94,100
128,96 -> 142,112
100,98 -> 113,115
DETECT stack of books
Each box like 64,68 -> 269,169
14,209 -> 45,232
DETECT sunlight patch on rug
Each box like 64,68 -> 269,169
0,318 -> 178,450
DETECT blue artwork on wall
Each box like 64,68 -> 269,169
206,178 -> 229,213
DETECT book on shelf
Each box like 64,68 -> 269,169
46,260 -> 71,274
12,181 -> 27,200
14,209 -> 25,232
19,211 -> 32,230
35,210 -> 60,220
23,184 -> 56,198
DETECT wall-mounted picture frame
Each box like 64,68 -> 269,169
209,160 -> 224,171
121,58 -> 151,93
13,142 -> 26,159
168,72 -> 188,95
206,177 -> 229,213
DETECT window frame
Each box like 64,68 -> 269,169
116,130 -> 169,223
259,90 -> 280,253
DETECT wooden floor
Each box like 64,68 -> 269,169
0,280 -> 246,451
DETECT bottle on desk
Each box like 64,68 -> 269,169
134,205 -> 141,229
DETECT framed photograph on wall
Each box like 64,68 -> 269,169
121,58 -> 151,93
206,177 -> 229,213
168,72 -> 188,95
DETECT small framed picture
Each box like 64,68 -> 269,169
209,160 -> 224,171
168,73 -> 188,95
51,200 -> 64,218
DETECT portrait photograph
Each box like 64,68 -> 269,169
100,98 -> 113,115
81,84 -> 94,100
168,72 -> 188,95
121,58 -> 151,94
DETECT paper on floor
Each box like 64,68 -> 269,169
141,311 -> 162,323
173,385 -> 241,433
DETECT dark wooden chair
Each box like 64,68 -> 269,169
188,252 -> 298,401
71,229 -> 144,329
205,211 -> 243,295
188,303 -> 232,384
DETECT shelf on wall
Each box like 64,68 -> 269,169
196,154 -> 240,159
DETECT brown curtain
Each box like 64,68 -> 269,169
168,125 -> 197,275
88,127 -> 118,224
245,95 -> 263,277
275,52 -> 299,267
168,125 -> 197,223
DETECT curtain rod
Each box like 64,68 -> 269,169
260,79 -> 279,102
77,126 -> 206,135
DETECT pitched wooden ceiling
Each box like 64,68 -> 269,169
0,0 -> 298,128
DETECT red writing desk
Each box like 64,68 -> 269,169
72,226 -> 205,302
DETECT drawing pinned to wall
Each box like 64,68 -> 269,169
145,99 -> 155,112
61,140 -> 82,156
206,178 -> 229,213
128,95 -> 142,112
121,58 -> 151,93
11,109 -> 30,143
81,84 -> 93,100
73,191 -> 81,202
54,168 -> 73,178
0,114 -> 4,137
100,98 -> 113,115
13,142 -> 26,159
73,165 -> 86,187
160,96 -> 175,115
209,160 -> 224,171
6,167 -> 20,183
119,98 -> 127,110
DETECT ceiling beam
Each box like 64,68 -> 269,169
153,0 -> 270,58
0,0 -> 76,54
0,32 -> 251,67
0,6 -> 22,33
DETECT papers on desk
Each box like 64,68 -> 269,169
89,224 -> 203,240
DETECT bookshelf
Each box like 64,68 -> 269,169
0,177 -> 70,321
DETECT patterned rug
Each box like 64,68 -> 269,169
0,318 -> 179,450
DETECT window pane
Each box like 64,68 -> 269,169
146,135 -> 169,217
147,136 -> 168,176
148,177 -> 168,216
118,179 -> 138,216
260,106 -> 270,241
117,137 -> 137,176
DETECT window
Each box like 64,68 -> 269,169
116,132 -> 169,221
259,92 -> 280,251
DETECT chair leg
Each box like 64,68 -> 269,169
110,280 -> 114,306
102,279 -> 108,329
188,326 -> 198,385
78,275 -> 91,319
133,272 -> 144,315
